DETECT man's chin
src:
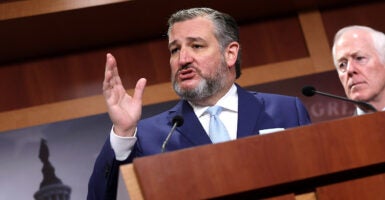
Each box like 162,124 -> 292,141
174,84 -> 196,96
177,81 -> 200,90
350,93 -> 369,102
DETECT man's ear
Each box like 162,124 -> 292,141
225,42 -> 240,68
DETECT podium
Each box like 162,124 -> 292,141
121,111 -> 385,200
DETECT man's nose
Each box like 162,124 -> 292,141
346,61 -> 357,74
178,48 -> 192,65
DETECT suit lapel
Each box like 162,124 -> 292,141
168,101 -> 212,146
236,86 -> 264,138
167,86 -> 268,144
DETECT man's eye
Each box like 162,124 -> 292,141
338,62 -> 347,72
192,44 -> 203,49
356,56 -> 365,61
170,48 -> 179,54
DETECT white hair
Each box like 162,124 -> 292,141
332,25 -> 385,67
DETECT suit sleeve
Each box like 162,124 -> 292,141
294,97 -> 312,125
87,137 -> 128,200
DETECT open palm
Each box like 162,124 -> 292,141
102,53 -> 147,137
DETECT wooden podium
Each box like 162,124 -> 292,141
121,111 -> 385,200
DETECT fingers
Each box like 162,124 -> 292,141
103,53 -> 114,91
133,78 -> 147,103
103,53 -> 123,91
108,54 -> 122,86
102,53 -> 146,105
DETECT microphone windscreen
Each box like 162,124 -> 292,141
172,115 -> 184,127
302,86 -> 316,97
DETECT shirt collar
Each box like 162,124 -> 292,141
356,106 -> 385,115
192,84 -> 238,117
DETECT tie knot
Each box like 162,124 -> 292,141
206,105 -> 222,116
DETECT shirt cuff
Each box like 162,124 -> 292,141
110,127 -> 137,161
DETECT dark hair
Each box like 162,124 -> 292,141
167,7 -> 242,78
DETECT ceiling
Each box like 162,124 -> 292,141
0,0 -> 380,65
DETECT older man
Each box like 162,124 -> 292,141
332,25 -> 385,114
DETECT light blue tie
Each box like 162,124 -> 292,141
206,105 -> 230,143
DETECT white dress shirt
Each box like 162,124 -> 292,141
110,84 -> 238,161
356,106 -> 385,115
192,84 -> 238,140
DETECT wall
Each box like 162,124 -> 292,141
0,0 -> 384,131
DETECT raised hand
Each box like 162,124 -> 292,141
102,53 -> 147,137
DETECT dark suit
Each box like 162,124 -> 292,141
87,85 -> 311,200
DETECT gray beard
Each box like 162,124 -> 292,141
173,78 -> 221,102
172,66 -> 227,103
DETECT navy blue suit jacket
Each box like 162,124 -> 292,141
87,85 -> 311,200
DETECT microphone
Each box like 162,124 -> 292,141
302,85 -> 377,112
161,115 -> 184,153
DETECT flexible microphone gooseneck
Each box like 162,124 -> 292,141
161,115 -> 184,153
302,85 -> 377,112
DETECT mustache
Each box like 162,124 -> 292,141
173,64 -> 201,80
176,64 -> 194,75
180,64 -> 191,70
